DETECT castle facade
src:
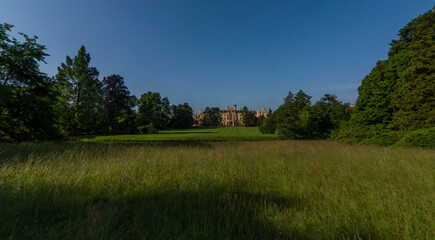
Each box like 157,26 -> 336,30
193,105 -> 267,126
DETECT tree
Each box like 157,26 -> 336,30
101,74 -> 136,134
201,107 -> 221,126
393,8 -> 435,130
56,45 -> 103,135
137,91 -> 171,129
171,103 -> 194,128
351,7 -> 434,131
311,94 -> 351,137
256,115 -> 265,127
242,109 -> 257,127
0,23 -> 61,141
275,90 -> 311,138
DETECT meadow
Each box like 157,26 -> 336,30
80,127 -> 279,142
0,140 -> 434,239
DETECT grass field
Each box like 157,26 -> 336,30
80,127 -> 278,142
0,141 -> 434,239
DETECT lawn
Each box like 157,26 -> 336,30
80,127 -> 279,142
0,141 -> 434,239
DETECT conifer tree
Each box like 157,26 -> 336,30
56,45 -> 103,135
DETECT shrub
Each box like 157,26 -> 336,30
138,123 -> 158,134
359,131 -> 406,146
394,127 -> 435,148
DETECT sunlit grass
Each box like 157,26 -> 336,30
80,127 -> 278,142
0,141 -> 434,239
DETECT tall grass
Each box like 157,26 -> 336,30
0,141 -> 434,239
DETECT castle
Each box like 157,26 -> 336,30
193,105 -> 268,126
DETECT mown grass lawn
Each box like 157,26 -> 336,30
80,127 -> 278,142
0,141 -> 434,239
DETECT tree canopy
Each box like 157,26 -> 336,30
137,91 -> 171,129
0,23 -> 61,141
101,74 -> 136,134
56,45 -> 103,135
201,107 -> 222,126
352,7 -> 434,130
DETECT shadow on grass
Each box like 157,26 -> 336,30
0,183 -> 386,240
0,184 -> 316,240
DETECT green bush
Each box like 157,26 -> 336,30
138,123 -> 158,134
359,131 -> 406,146
331,123 -> 388,143
394,127 -> 435,148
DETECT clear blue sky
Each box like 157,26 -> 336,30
1,0 -> 433,112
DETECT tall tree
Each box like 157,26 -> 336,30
352,7 -> 434,130
101,74 -> 136,133
261,90 -> 312,138
312,94 -> 351,137
137,91 -> 171,129
0,23 -> 61,141
393,8 -> 435,130
171,103 -> 194,128
201,107 -> 222,126
56,45 -> 103,135
241,107 -> 257,127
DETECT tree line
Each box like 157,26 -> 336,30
1,7 -> 433,143
259,91 -> 351,139
0,24 -> 193,141
259,7 -> 434,143
332,7 -> 434,144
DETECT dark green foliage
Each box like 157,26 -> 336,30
261,92 -> 350,139
256,115 -> 265,127
56,45 -> 103,135
311,94 -> 352,137
259,114 -> 277,134
137,92 -> 171,129
0,23 -> 61,141
394,127 -> 435,148
137,123 -> 158,134
299,110 -> 319,138
352,7 -> 434,130
334,7 -> 435,147
241,107 -> 257,127
273,90 -> 311,139
332,124 -> 434,149
171,103 -> 194,128
101,74 -> 137,134
393,8 -> 435,130
201,107 -> 222,126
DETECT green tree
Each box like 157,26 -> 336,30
171,103 -> 194,128
201,107 -> 221,126
0,23 -> 61,141
56,45 -> 103,135
351,7 -> 434,131
275,90 -> 311,138
311,94 -> 351,137
241,106 -> 257,127
101,74 -> 136,134
137,91 -> 171,129
393,8 -> 435,129
256,115 -> 265,127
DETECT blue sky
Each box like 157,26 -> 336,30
1,0 -> 433,112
